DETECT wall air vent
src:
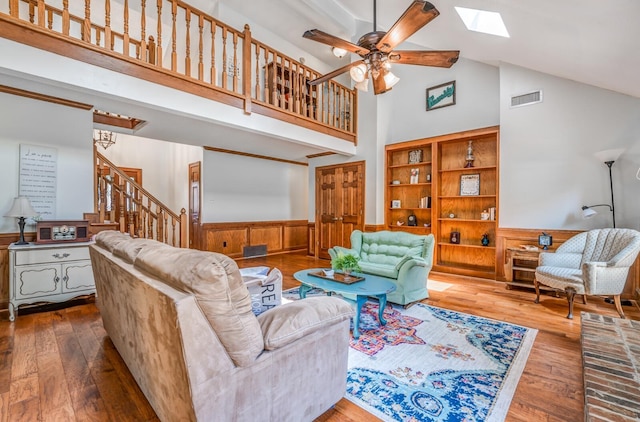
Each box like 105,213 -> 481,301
510,90 -> 542,108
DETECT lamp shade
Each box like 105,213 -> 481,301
582,207 -> 597,219
354,78 -> 369,92
4,196 -> 38,218
383,71 -> 400,89
593,148 -> 624,163
349,64 -> 367,83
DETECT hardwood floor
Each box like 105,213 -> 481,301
1,251 -> 637,421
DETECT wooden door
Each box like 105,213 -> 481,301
315,161 -> 365,259
188,162 -> 201,250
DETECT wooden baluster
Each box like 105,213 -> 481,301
62,1 -> 70,35
171,0 -> 177,71
221,27 -> 228,90
184,8 -> 191,77
232,31 -> 238,93
147,36 -> 156,64
96,30 -> 101,47
9,0 -> 19,18
264,50 -> 278,105
83,0 -> 91,42
301,67 -> 308,117
271,53 -> 278,105
28,2 -> 34,24
179,208 -> 187,248
156,0 -> 163,67
104,0 -> 112,49
37,0 -> 45,27
123,0 -> 130,56
255,45 -> 261,100
140,0 -> 147,59
156,205 -> 162,241
198,15 -> 204,81
294,63 -> 301,114
47,9 -> 53,30
210,21 -> 216,85
243,24 -> 251,112
264,49 -> 271,103
119,184 -> 126,232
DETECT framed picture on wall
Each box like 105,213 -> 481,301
426,80 -> 456,111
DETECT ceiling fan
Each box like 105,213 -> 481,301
303,0 -> 459,95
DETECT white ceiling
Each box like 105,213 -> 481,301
215,0 -> 640,99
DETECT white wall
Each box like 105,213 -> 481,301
0,93 -> 94,233
388,56 -> 500,142
500,63 -> 640,230
100,135 -> 203,215
202,150 -> 308,222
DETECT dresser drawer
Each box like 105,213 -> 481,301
14,246 -> 90,266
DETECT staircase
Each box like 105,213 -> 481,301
92,150 -> 188,247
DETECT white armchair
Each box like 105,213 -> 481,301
534,228 -> 640,319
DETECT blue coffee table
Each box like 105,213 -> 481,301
294,269 -> 396,339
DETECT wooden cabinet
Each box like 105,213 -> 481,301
265,62 -> 316,118
385,144 -> 433,234
8,241 -> 95,321
385,126 -> 500,279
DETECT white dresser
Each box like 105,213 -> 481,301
8,241 -> 95,321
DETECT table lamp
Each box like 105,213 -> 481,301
4,196 -> 39,245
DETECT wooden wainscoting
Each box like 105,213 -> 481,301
364,224 -> 386,232
307,222 -> 315,256
496,228 -> 640,300
200,220 -> 307,258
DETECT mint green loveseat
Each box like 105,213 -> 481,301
328,230 -> 435,306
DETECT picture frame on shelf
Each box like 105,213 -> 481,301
391,200 -> 401,209
460,174 -> 480,196
426,80 -> 456,111
408,149 -> 423,164
450,231 -> 460,244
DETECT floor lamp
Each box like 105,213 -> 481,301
581,148 -> 624,228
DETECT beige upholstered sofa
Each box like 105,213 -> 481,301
89,231 -> 354,421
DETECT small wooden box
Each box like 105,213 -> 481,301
36,220 -> 90,244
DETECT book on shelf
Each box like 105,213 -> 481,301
489,206 -> 496,221
419,196 -> 431,209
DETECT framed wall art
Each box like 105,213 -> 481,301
426,80 -> 456,111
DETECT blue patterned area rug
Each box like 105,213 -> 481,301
283,288 -> 537,422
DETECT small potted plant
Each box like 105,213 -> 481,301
332,252 -> 361,277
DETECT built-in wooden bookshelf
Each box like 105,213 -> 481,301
385,126 -> 500,279
385,144 -> 434,234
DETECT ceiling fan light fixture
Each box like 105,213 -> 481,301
383,70 -> 400,89
332,47 -> 347,58
349,63 -> 368,83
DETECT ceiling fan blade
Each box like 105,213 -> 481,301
389,50 -> 460,68
303,29 -> 370,56
308,60 -> 366,85
372,73 -> 391,95
376,1 -> 439,53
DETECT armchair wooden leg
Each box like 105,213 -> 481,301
534,277 -> 541,304
565,287 -> 576,319
583,295 -> 588,305
613,295 -> 626,319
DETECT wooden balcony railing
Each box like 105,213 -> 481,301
1,0 -> 357,142
95,150 -> 188,247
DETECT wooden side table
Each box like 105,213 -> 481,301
504,247 -> 545,290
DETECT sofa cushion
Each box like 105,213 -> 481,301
257,297 -> 353,350
134,246 -> 263,367
112,237 -> 168,263
359,231 -> 427,267
359,261 -> 399,279
95,230 -> 131,252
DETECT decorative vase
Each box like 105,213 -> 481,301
481,233 -> 490,247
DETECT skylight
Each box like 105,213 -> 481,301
455,7 -> 510,38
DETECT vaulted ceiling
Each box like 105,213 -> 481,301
213,0 -> 640,99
